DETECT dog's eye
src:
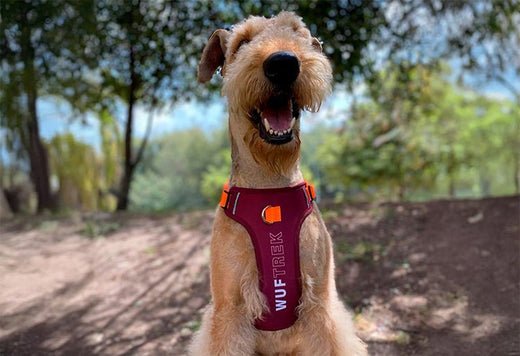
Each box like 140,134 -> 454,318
236,39 -> 250,52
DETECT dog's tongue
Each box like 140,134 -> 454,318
262,100 -> 292,131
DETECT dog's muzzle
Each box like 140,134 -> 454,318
248,51 -> 302,145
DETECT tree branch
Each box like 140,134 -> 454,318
496,73 -> 520,103
131,108 -> 154,169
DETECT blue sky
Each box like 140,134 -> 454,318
37,97 -> 228,150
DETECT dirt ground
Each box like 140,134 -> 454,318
0,195 -> 518,356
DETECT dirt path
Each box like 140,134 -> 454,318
0,196 -> 518,355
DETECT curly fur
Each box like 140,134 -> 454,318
191,12 -> 367,356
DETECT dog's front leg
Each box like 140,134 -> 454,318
193,211 -> 264,356
190,302 -> 256,356
296,299 -> 366,356
296,215 -> 367,356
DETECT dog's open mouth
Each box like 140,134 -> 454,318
250,96 -> 301,145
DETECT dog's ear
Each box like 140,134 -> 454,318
198,29 -> 230,83
311,37 -> 323,52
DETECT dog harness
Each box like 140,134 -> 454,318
219,181 -> 316,331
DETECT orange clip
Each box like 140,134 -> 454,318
262,205 -> 282,224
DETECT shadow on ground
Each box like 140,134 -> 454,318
0,197 -> 518,355
0,212 -> 212,355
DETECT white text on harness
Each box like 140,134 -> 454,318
270,232 -> 287,311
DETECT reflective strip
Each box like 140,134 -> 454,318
232,192 -> 240,215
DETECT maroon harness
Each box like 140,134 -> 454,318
219,182 -> 316,331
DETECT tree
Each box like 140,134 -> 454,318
316,62 -> 518,201
0,0 -> 96,212
92,0 -> 208,210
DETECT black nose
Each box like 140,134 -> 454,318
263,51 -> 300,86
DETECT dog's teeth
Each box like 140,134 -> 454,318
278,131 -> 282,136
290,118 -> 296,129
263,119 -> 270,131
269,129 -> 274,135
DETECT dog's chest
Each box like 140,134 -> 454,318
219,182 -> 315,331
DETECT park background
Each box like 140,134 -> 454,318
0,1 -> 519,355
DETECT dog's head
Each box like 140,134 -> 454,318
199,12 -> 332,173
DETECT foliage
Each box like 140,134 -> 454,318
125,64 -> 517,211
335,241 -> 385,263
0,0 -> 518,213
47,126 -> 121,211
81,219 -> 120,238
201,149 -> 232,204
194,0 -> 519,88
48,134 -> 100,210
130,129 -> 228,211
98,109 -> 121,210
316,64 -> 519,202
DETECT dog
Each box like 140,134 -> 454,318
190,12 -> 367,356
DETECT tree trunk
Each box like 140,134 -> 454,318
514,155 -> 519,194
514,121 -> 520,194
116,44 -> 137,211
0,190 -> 13,219
479,170 -> 491,197
397,184 -> 405,201
21,9 -> 54,212
448,176 -> 456,198
447,153 -> 456,198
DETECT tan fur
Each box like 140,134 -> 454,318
191,12 -> 367,356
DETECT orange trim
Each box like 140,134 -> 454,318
220,181 -> 316,210
262,205 -> 282,224
306,182 -> 316,201
219,182 -> 230,208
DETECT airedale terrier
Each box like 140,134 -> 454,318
190,12 -> 366,356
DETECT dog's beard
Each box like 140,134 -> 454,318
244,126 -> 301,175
